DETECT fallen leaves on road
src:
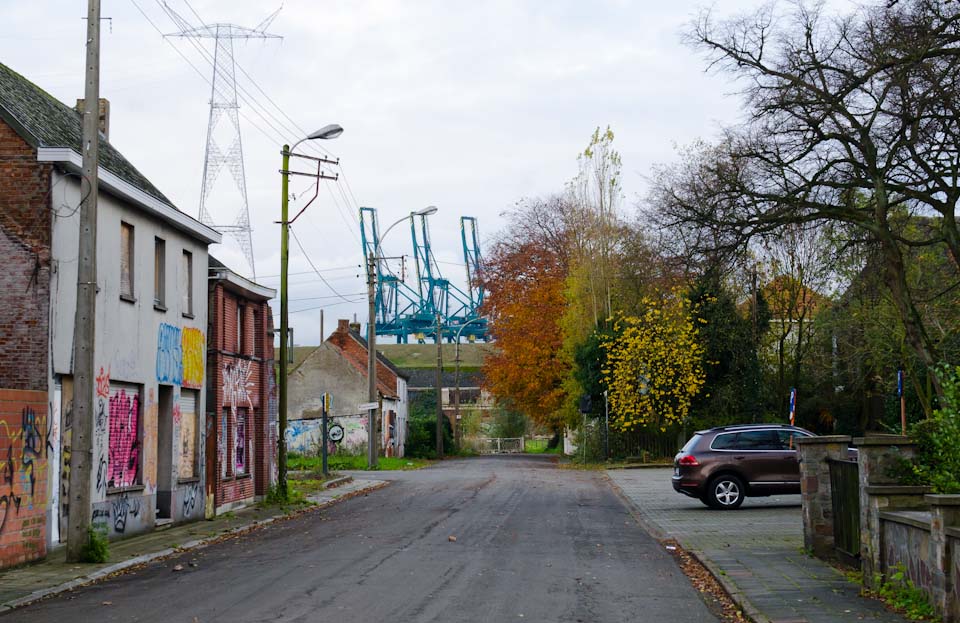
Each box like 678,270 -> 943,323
173,564 -> 184,572
448,535 -> 457,542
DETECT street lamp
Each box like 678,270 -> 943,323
279,124 -> 343,498
453,316 -> 485,451
366,205 -> 438,469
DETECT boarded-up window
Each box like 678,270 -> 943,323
181,250 -> 193,316
108,382 -> 141,488
235,408 -> 247,475
120,222 -> 134,298
178,390 -> 198,479
154,237 -> 165,306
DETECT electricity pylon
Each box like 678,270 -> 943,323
164,4 -> 282,277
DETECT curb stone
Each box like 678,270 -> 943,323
0,479 -> 388,614
604,473 -> 764,623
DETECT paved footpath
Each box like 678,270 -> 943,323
608,468 -> 913,623
0,477 -> 386,612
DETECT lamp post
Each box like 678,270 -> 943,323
279,124 -> 343,498
366,206 -> 438,469
453,316 -> 484,451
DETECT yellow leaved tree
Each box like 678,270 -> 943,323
602,295 -> 706,431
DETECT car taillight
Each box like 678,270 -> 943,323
678,455 -> 699,466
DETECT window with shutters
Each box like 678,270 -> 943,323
154,237 -> 166,308
120,222 -> 135,300
181,250 -> 193,317
178,389 -> 198,479
107,382 -> 141,489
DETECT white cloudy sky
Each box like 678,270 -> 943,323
2,0 -> 855,344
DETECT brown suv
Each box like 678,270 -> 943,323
672,424 -> 814,509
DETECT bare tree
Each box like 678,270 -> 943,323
649,0 -> 960,397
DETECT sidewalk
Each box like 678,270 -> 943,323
0,477 -> 387,613
607,468 -> 912,623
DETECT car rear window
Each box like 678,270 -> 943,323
680,434 -> 702,453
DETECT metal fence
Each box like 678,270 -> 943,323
473,437 -> 525,454
577,419 -> 683,462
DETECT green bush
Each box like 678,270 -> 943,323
875,565 -> 939,621
908,365 -> 960,494
406,413 -> 454,459
79,526 -> 109,563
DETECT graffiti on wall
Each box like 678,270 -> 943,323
0,403 -> 49,534
156,323 -> 183,385
111,491 -> 142,533
108,389 -> 140,489
219,414 -> 227,479
179,396 -> 196,479
94,369 -> 110,496
223,360 -> 254,414
142,388 -> 158,493
90,492 -> 146,536
181,328 -> 205,389
235,411 -> 246,474
285,416 -> 367,456
58,379 -> 73,540
96,366 -> 111,399
181,482 -> 200,518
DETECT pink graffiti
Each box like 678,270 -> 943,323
108,390 -> 140,489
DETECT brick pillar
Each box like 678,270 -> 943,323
926,494 -> 960,620
855,436 -> 925,587
797,435 -> 851,558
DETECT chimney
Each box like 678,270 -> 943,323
75,98 -> 110,140
349,321 -> 362,333
336,319 -> 350,334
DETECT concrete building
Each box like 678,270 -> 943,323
287,320 -> 409,458
0,62 -> 220,566
206,257 -> 277,514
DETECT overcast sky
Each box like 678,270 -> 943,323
2,0 -> 855,344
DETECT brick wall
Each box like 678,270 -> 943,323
207,281 -> 274,509
0,121 -> 50,391
0,388 -> 49,568
328,319 -> 397,397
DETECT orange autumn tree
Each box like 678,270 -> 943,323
482,203 -> 570,432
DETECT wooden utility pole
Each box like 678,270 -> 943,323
366,252 -> 379,468
66,0 -> 101,562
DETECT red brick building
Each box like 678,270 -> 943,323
206,257 -> 277,514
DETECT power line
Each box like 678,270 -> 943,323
150,1 -> 363,242
290,226 -> 362,305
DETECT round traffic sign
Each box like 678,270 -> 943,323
328,424 -> 345,443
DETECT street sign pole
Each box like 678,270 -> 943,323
321,393 -> 330,477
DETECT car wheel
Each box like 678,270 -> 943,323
707,475 -> 745,509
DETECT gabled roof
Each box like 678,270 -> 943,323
0,62 -> 169,204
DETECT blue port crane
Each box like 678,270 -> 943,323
360,207 -> 488,343
359,207 -> 433,342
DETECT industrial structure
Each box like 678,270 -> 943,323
359,208 -> 488,343
163,4 -> 282,277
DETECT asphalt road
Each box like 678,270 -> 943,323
10,456 -> 718,623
